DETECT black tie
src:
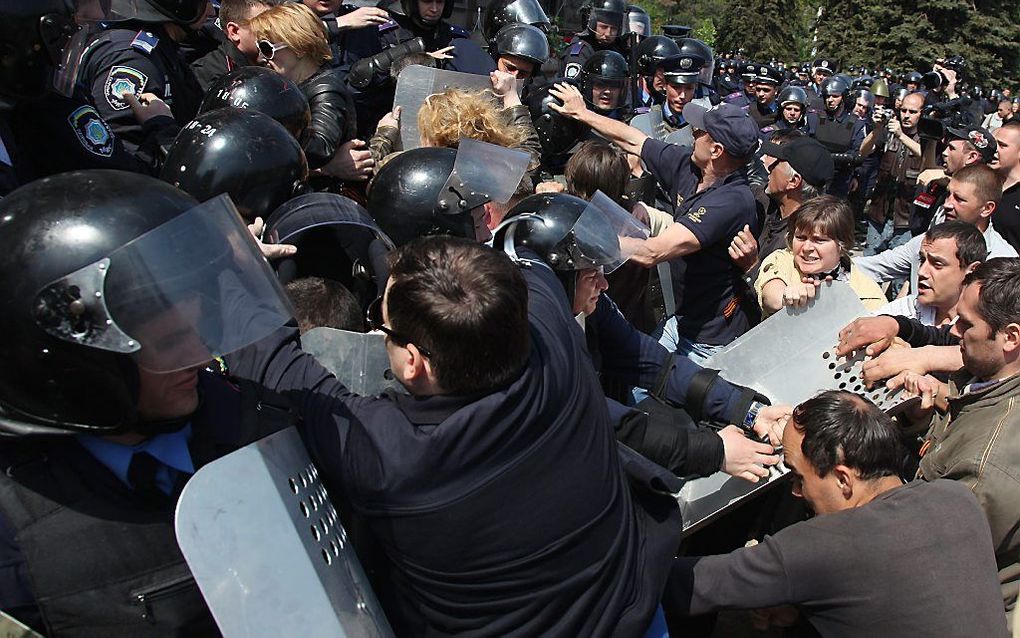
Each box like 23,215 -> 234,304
127,451 -> 171,501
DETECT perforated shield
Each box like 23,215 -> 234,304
677,281 -> 910,534
175,427 -> 394,637
393,65 -> 519,150
301,327 -> 407,396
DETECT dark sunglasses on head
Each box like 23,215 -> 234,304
257,40 -> 289,61
365,296 -> 432,358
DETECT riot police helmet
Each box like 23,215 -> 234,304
109,0 -> 209,24
527,84 -> 590,156
678,37 -> 715,85
634,35 -> 681,76
0,170 -> 294,436
0,0 -> 79,102
903,70 -> 923,85
199,66 -> 311,141
482,0 -> 550,41
821,75 -> 850,97
625,5 -> 652,37
778,85 -> 809,108
583,0 -> 626,34
161,108 -> 309,223
578,50 -> 631,112
490,23 -> 550,68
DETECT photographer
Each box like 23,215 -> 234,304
922,56 -> 977,128
860,92 -> 925,257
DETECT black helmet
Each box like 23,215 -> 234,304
109,0 -> 209,24
400,0 -> 452,22
199,66 -> 311,141
0,170 -> 293,436
678,37 -> 714,85
368,142 -> 529,247
851,75 -> 874,91
778,85 -> 809,108
904,70 -> 923,85
625,5 -> 651,37
161,108 -> 308,222
821,75 -> 850,97
527,83 -> 590,156
634,35 -> 681,76
494,191 -> 644,303
0,0 -> 78,102
583,0 -> 626,34
482,0 -> 550,41
490,23 -> 550,67
578,50 -> 630,112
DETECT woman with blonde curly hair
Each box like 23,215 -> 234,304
370,70 -> 541,178
248,3 -> 358,172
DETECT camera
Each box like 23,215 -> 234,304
922,55 -> 965,91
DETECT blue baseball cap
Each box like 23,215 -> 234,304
681,102 -> 760,158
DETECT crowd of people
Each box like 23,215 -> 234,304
1,0 -> 1019,636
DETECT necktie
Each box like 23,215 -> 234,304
127,451 -> 168,500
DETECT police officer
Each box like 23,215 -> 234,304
808,57 -> 836,109
78,0 -> 212,163
631,35 -> 681,110
656,52 -> 706,132
340,0 -> 492,137
759,85 -> 817,138
678,37 -> 719,103
482,0 -> 551,42
561,0 -> 628,80
815,75 -> 867,196
0,170 -> 297,635
722,61 -> 757,108
748,64 -> 783,130
488,23 -> 549,81
577,50 -> 632,121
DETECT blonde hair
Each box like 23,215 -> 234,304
417,89 -> 527,149
247,3 -> 331,66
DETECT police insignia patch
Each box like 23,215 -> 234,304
67,106 -> 114,157
104,66 -> 148,111
564,63 -> 581,79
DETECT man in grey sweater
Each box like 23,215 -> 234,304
667,390 -> 1008,637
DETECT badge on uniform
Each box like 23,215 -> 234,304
104,66 -> 148,111
67,106 -> 115,157
564,63 -> 581,79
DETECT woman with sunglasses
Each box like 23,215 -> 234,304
755,195 -> 884,319
248,3 -> 357,173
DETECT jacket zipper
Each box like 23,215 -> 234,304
131,573 -> 197,620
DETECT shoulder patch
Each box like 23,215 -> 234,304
564,62 -> 581,79
449,24 -> 468,37
130,30 -> 159,55
104,65 -> 148,110
569,40 -> 584,55
378,19 -> 398,32
68,106 -> 115,158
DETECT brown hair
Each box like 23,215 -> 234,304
417,88 -> 527,149
565,140 -> 629,205
952,163 -> 1004,207
786,195 -> 855,257
219,0 -> 277,27
247,3 -> 331,66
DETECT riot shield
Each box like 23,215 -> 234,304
301,327 -> 407,396
393,65 -> 520,150
677,281 -> 910,535
175,427 -> 394,638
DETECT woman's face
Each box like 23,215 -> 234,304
792,226 -> 841,275
573,267 -> 608,316
264,46 -> 302,81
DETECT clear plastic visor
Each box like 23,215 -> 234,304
265,193 -> 395,249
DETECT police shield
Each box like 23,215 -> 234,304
301,327 -> 407,396
175,426 -> 394,637
393,65 -> 520,150
677,282 -> 910,535
629,105 -> 666,140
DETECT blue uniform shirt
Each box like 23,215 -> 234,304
640,140 -> 760,345
77,424 -> 195,494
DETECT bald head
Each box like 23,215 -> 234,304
899,92 -> 924,132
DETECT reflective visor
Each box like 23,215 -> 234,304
572,191 -> 649,273
438,138 -> 530,212
34,196 -> 295,372
51,20 -> 97,98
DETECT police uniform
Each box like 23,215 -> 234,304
560,33 -> 625,81
340,12 -> 488,138
748,65 -> 783,130
815,109 -> 866,196
0,372 -> 294,635
79,25 -> 205,163
759,111 -> 819,139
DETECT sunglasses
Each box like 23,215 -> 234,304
257,40 -> 289,61
365,296 -> 432,358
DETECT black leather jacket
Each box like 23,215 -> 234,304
300,66 -> 358,169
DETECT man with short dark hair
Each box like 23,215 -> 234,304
667,390 -> 1008,637
191,0 -> 277,90
893,258 -> 1020,620
284,276 -> 363,334
230,236 -> 682,636
990,121 -> 1020,252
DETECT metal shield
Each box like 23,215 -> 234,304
393,65 -> 518,151
301,327 -> 407,396
175,427 -> 394,637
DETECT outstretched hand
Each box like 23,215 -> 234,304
548,82 -> 589,121
718,425 -> 781,483
248,217 -> 297,260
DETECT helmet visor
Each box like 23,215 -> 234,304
35,195 -> 295,372
265,193 -> 395,249
439,138 -> 530,212
52,20 -> 99,98
504,0 -> 550,27
570,191 -> 649,273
